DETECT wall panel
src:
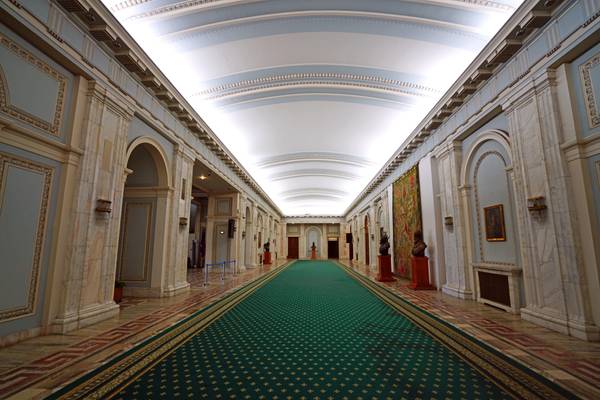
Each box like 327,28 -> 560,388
0,144 -> 60,336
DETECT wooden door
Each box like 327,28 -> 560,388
364,223 -> 370,265
327,240 -> 339,259
287,237 -> 299,259
349,241 -> 353,261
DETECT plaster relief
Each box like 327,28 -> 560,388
0,33 -> 67,136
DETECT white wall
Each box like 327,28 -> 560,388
419,155 -> 445,289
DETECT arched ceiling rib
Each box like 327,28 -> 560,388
103,0 -> 523,216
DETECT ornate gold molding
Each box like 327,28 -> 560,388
0,152 -> 53,321
0,33 -> 67,136
579,52 -> 600,129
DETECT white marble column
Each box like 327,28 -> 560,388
433,140 -> 472,299
49,81 -> 133,333
504,70 -> 599,340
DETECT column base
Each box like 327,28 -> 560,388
442,284 -> 473,299
521,307 -> 600,341
164,281 -> 191,297
50,301 -> 120,334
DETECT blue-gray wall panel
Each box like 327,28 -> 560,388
0,144 -> 61,336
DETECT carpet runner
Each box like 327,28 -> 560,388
49,261 -> 577,399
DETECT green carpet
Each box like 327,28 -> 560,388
50,260 -> 577,400
115,260 -> 509,399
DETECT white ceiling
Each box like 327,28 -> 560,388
103,0 -> 523,216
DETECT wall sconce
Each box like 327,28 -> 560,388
95,199 -> 112,213
527,196 -> 547,214
444,216 -> 454,226
254,234 -> 257,240
242,230 -> 246,238
179,217 -> 188,226
370,233 -> 375,240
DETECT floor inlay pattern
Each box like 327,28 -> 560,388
343,261 -> 600,399
0,263 -> 284,399
50,261 -> 566,400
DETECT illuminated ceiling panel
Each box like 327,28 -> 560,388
103,0 -> 523,216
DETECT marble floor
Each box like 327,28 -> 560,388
342,260 -> 600,400
0,261 -> 286,400
1,259 -> 599,399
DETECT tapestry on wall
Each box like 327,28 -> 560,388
392,165 -> 422,278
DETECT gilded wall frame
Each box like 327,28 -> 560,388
579,52 -> 600,129
0,33 -> 67,136
0,153 -> 53,321
483,204 -> 506,242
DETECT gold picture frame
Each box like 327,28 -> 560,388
484,204 -> 506,242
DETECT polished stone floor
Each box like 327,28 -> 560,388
0,259 -> 599,399
343,260 -> 600,400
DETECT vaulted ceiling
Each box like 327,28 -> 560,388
103,0 -> 523,216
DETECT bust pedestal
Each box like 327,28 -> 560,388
377,255 -> 394,282
409,256 -> 434,290
310,249 -> 317,259
263,251 -> 272,265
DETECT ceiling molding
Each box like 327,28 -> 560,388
126,1 -> 515,22
269,168 -> 362,182
159,10 -> 488,43
256,152 -> 375,169
192,72 -> 441,103
278,188 -> 349,200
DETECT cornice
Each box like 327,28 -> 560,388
344,0 -> 568,216
50,0 -> 282,216
284,216 -> 344,224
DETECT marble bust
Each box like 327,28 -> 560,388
411,230 -> 427,257
379,232 -> 390,256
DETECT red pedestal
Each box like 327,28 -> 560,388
311,249 -> 317,259
263,251 -> 272,265
409,256 -> 435,290
377,255 -> 395,282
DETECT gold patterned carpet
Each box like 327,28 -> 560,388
48,261 -> 578,399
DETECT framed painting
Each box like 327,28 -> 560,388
484,204 -> 506,242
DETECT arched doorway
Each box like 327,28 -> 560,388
364,215 -> 370,266
348,225 -> 353,261
117,141 -> 170,298
244,206 -> 253,268
306,226 -> 322,258
257,214 -> 264,264
461,131 -> 521,312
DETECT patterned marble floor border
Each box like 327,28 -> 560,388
341,261 -> 600,400
0,261 -> 287,400
337,261 -> 576,400
47,261 -> 295,400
